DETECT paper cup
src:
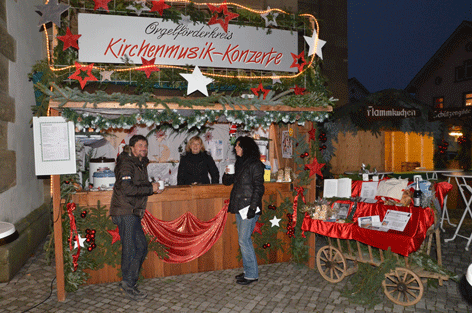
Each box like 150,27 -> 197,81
227,164 -> 235,174
158,180 -> 165,190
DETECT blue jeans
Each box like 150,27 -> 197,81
235,213 -> 259,280
112,215 -> 148,287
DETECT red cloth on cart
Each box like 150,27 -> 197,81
301,202 -> 435,256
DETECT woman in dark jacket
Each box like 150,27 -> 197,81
223,136 -> 265,285
177,136 -> 219,185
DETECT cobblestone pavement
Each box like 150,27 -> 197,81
1,223 -> 472,313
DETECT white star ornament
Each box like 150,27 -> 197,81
100,70 -> 114,82
126,3 -> 151,16
271,73 -> 282,85
261,6 -> 279,27
180,14 -> 192,26
180,66 -> 214,97
304,31 -> 327,59
270,216 -> 282,227
74,234 -> 87,249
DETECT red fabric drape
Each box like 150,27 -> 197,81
301,202 -> 435,256
435,181 -> 453,208
141,201 -> 229,263
351,180 -> 365,198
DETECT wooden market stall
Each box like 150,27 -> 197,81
71,183 -> 292,283
34,0 -> 340,302
49,101 -> 333,299
331,130 -> 435,174
329,89 -> 441,175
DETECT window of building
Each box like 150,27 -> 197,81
433,97 -> 444,108
465,92 -> 472,106
466,42 -> 472,52
455,59 -> 472,82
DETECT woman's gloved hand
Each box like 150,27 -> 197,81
247,208 -> 256,219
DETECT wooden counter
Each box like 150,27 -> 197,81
71,182 -> 293,284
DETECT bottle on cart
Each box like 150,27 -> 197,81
413,178 -> 422,207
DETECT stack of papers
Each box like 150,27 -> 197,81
358,210 -> 411,232
359,181 -> 378,203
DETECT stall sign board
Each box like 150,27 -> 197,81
33,117 -> 77,175
428,107 -> 472,121
365,106 -> 421,120
78,13 -> 298,72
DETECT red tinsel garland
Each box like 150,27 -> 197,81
292,186 -> 306,227
67,202 -> 80,271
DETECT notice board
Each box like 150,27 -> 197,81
33,116 -> 76,175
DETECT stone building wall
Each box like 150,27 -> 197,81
0,0 -> 45,224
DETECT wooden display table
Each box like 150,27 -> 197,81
71,182 -> 293,284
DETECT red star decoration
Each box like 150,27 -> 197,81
291,85 -> 306,95
251,83 -> 270,100
68,62 -> 98,89
92,0 -> 112,11
137,57 -> 160,78
308,126 -> 317,141
305,157 -> 325,178
150,0 -> 170,16
57,27 -> 81,51
207,1 -> 239,33
290,51 -> 307,72
253,221 -> 264,235
107,226 -> 121,244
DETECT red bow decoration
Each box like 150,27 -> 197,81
67,202 -> 80,271
292,186 -> 306,228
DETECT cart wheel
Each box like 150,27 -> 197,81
316,245 -> 347,283
382,267 -> 424,306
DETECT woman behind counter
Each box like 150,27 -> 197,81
177,136 -> 219,185
223,136 -> 265,286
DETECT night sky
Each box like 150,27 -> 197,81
348,0 -> 472,93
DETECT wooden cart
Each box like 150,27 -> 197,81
315,224 -> 448,306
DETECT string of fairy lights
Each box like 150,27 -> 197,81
42,0 -> 320,82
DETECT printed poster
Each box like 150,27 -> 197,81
282,130 -> 292,158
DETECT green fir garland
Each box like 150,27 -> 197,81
44,199 -> 168,292
252,196 -> 292,262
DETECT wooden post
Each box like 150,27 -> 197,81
52,175 -> 66,301
50,108 -> 66,301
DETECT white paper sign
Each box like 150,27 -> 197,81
78,13 -> 298,73
360,181 -> 379,200
33,117 -> 77,175
358,215 -> 381,228
282,131 -> 292,158
381,210 -> 412,232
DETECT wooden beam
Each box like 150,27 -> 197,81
49,100 -> 333,112
50,108 -> 66,301
52,174 -> 65,301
